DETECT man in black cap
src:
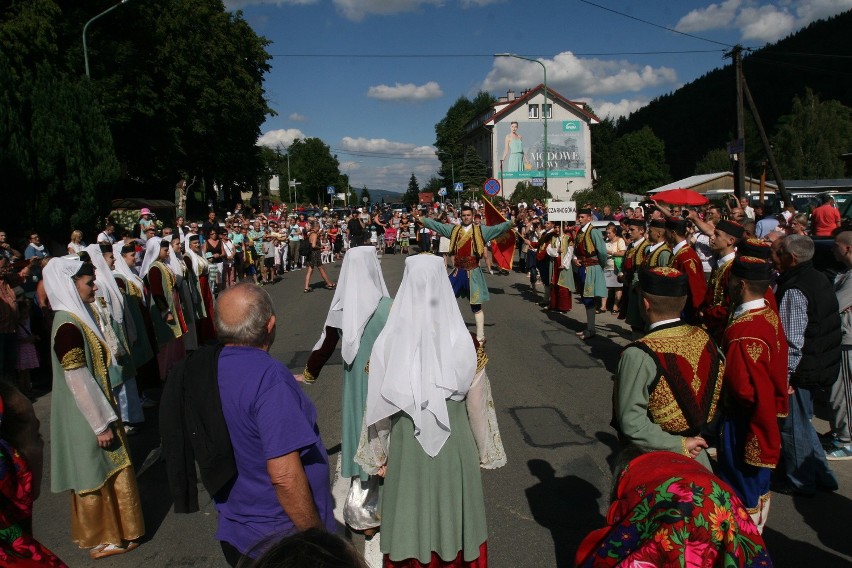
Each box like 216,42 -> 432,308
621,219 -> 649,333
641,219 -> 672,270
572,208 -> 608,339
614,266 -> 724,469
702,219 -> 743,342
717,253 -> 788,531
665,217 -> 706,324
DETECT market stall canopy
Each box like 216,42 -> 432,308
651,188 -> 709,206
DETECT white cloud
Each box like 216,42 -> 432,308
675,0 -> 741,32
587,98 -> 650,120
674,0 -> 852,44
332,0 -> 441,21
288,112 -> 308,122
367,81 -> 443,102
339,137 -> 437,158
483,52 -> 677,98
257,128 -> 307,148
736,5 -> 797,42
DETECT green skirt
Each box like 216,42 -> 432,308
381,400 -> 488,563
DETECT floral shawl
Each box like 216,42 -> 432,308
575,451 -> 772,568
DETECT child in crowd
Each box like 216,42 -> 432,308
320,233 -> 332,264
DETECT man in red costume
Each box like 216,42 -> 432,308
664,217 -> 706,324
717,253 -> 788,533
701,219 -> 743,342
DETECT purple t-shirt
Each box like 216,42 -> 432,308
215,346 -> 335,555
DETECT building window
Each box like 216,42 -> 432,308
528,104 -> 539,119
542,104 -> 552,119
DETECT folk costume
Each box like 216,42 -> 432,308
574,212 -> 608,337
666,218 -> 707,325
358,254 -> 506,568
614,267 -> 724,470
303,247 -> 391,533
141,238 -> 186,380
702,220 -> 744,342
85,244 -> 144,427
164,235 -> 198,352
620,220 -> 649,331
184,235 -> 217,344
420,216 -> 512,341
546,231 -> 573,312
44,257 -> 144,554
717,257 -> 788,533
575,451 -> 773,568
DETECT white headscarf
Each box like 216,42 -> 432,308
163,235 -> 186,284
112,242 -> 145,304
365,254 -> 477,457
184,236 -> 208,276
43,256 -> 107,345
139,237 -> 164,279
313,246 -> 389,365
84,244 -> 124,325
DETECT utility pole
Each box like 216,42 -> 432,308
727,45 -> 747,200
741,77 -> 790,205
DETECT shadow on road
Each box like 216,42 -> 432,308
128,407 -> 174,543
762,525 -> 850,566
525,459 -> 604,568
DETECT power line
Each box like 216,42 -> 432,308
331,148 -> 439,160
578,0 -> 736,49
269,49 -> 727,58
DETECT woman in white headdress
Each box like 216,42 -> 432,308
358,254 -> 505,567
183,234 -> 217,343
84,243 -> 145,432
164,234 -> 198,351
297,246 -> 391,534
140,237 -> 186,379
44,256 -> 144,558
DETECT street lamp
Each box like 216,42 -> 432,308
83,0 -> 130,79
494,53 -> 548,192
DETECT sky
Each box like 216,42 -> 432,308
229,0 -> 852,194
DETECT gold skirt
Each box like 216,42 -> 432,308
70,466 -> 145,548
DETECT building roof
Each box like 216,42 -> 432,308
485,84 -> 600,127
648,172 -> 778,193
784,179 -> 852,190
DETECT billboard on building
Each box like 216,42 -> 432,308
495,119 -> 586,180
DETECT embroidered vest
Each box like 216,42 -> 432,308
575,226 -> 598,259
631,324 -> 724,437
449,224 -> 486,259
642,243 -> 672,268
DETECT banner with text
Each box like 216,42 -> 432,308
495,120 -> 586,180
546,200 -> 576,222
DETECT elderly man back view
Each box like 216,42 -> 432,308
161,283 -> 334,566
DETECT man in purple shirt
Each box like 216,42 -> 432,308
214,283 -> 335,565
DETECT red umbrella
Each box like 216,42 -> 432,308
652,188 -> 709,206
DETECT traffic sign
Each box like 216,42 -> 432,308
438,187 -> 447,196
531,177 -> 545,187
326,186 -> 336,194
454,182 -> 464,192
483,178 -> 500,196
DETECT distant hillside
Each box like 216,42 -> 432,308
617,10 -> 852,179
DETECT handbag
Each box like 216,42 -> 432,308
523,160 -> 533,171
343,475 -> 381,531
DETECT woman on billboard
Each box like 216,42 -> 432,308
501,121 -> 526,172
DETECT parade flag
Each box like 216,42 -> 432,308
482,197 -> 515,272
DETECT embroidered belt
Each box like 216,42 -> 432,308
576,256 -> 599,267
454,256 -> 479,270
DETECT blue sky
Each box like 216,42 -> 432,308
227,0 -> 852,193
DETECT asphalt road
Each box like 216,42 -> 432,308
31,249 -> 852,567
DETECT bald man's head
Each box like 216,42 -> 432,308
214,283 -> 276,348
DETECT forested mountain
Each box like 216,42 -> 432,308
616,10 -> 852,179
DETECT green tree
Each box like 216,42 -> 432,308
434,91 -> 495,187
508,181 -> 551,204
423,176 -> 443,200
572,180 -> 624,211
694,148 -> 733,174
605,126 -> 671,193
458,145 -> 489,195
772,88 -> 852,179
403,173 -> 420,207
287,138 -> 341,205
591,117 -> 619,180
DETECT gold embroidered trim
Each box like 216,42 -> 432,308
649,379 -> 690,434
746,492 -> 772,515
302,368 -> 316,384
65,314 -> 112,400
708,259 -> 732,307
449,224 -> 485,258
60,348 -> 86,371
476,344 -> 489,373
